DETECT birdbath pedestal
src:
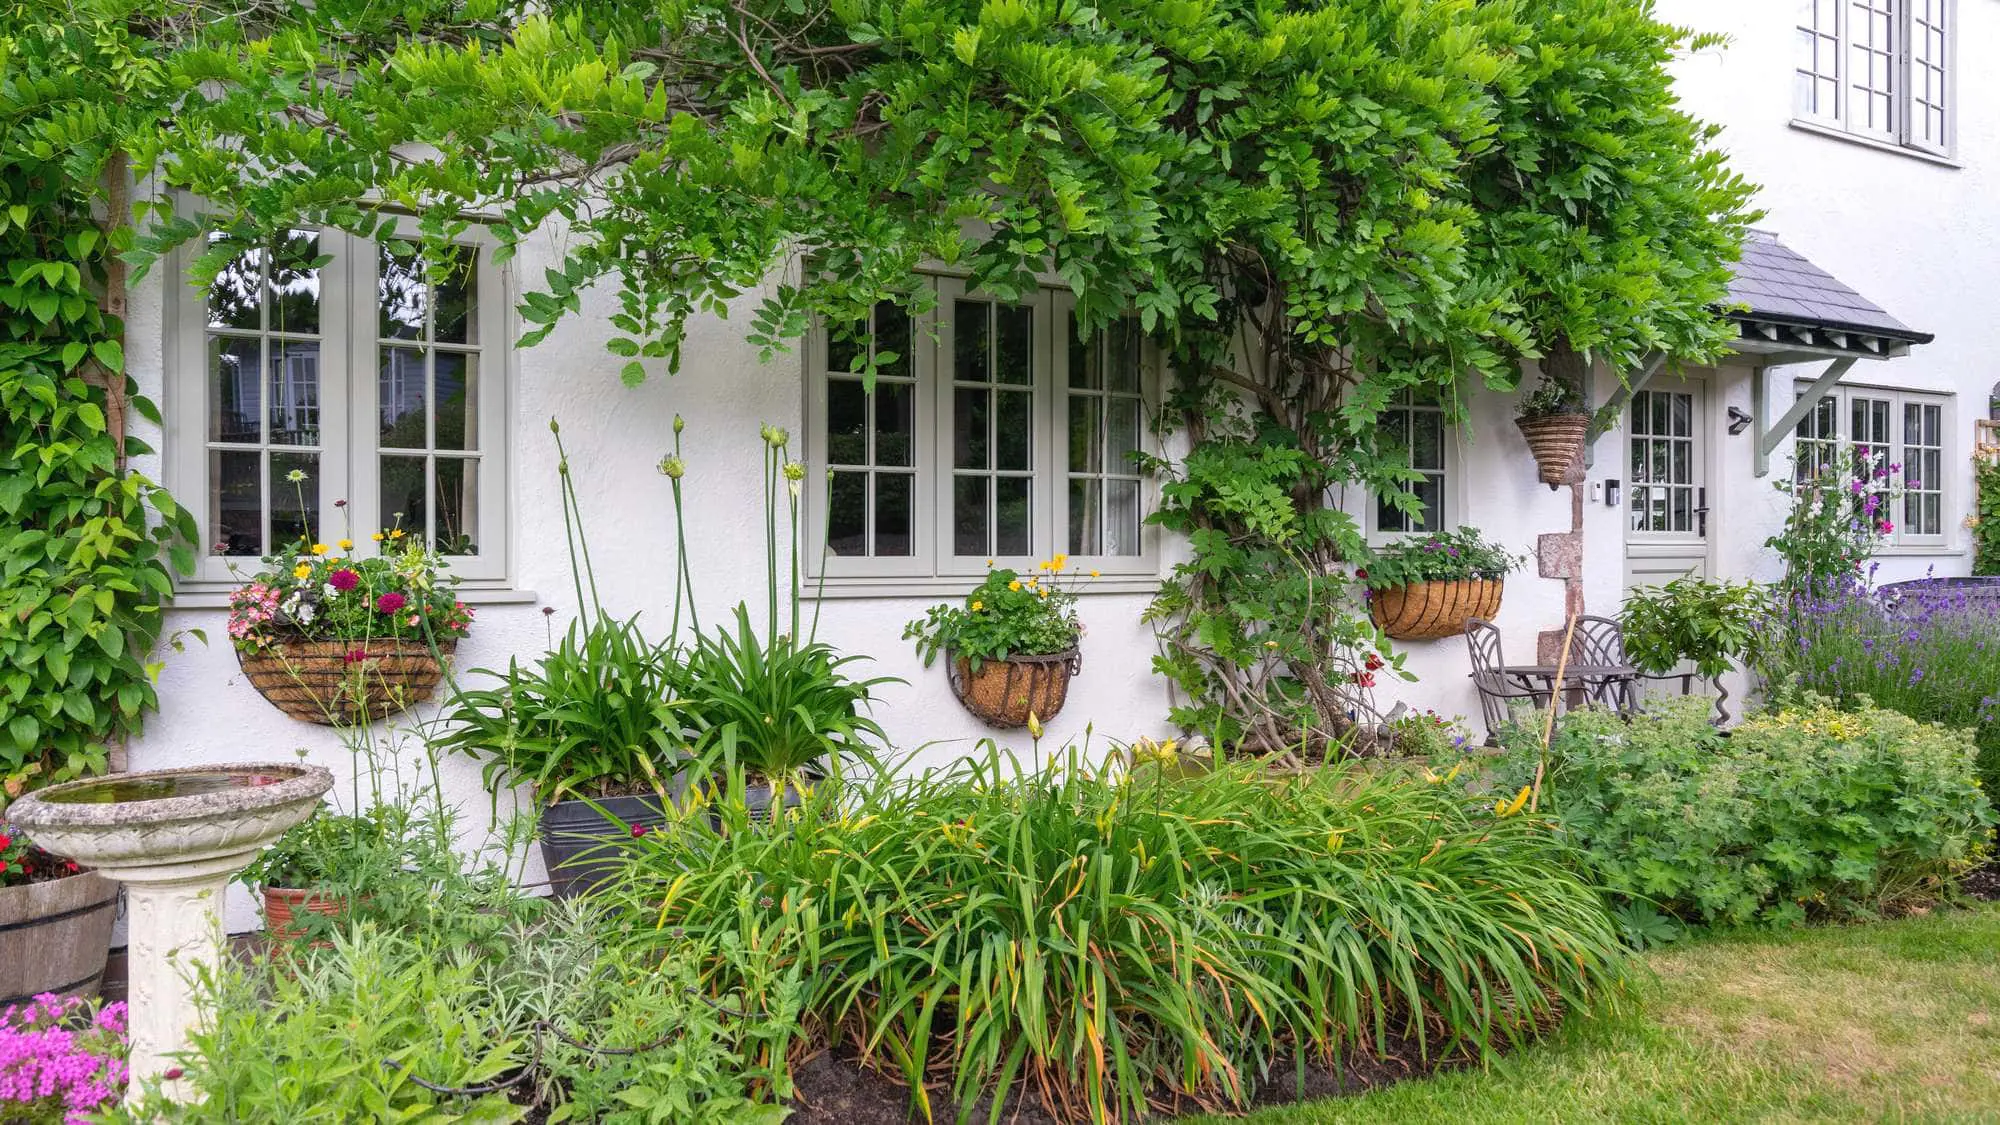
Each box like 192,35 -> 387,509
8,763 -> 332,1105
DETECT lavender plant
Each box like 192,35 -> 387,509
1758,577 -> 2000,801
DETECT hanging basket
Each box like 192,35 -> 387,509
949,649 -> 1081,729
237,636 -> 454,725
1369,579 -> 1505,641
1516,413 -> 1591,487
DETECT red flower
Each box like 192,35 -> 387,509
629,824 -> 649,838
1364,653 -> 1384,671
342,648 -> 369,665
163,1067 -> 184,1081
374,592 -> 407,614
328,568 -> 359,591
1351,671 -> 1377,688
1353,567 -> 1369,580
0,835 -> 11,851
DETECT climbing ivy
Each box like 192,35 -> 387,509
1974,458 -> 2000,576
0,6 -> 197,798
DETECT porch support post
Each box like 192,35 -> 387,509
1753,356 -> 1856,477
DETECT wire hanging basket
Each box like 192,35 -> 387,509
948,649 -> 1082,728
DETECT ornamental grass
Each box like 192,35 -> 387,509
608,748 -> 1628,1124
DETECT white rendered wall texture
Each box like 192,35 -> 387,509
118,6 -> 1989,930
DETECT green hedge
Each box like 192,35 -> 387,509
1501,699 -> 1995,929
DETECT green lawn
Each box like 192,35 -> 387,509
1202,905 -> 2000,1124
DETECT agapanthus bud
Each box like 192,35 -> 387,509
658,455 -> 685,479
673,414 -> 685,434
782,461 -> 805,482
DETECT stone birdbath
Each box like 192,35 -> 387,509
8,763 -> 332,1104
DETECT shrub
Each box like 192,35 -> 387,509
1500,699 -> 1995,929
118,906 -> 798,1123
1756,582 -> 2000,801
608,747 -> 1628,1124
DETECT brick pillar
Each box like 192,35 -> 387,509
1536,482 -> 1588,664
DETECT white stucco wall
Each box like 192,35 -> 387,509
113,6 -> 1996,930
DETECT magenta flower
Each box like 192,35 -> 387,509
1879,520 -> 1895,534
374,592 -> 407,614
328,568 -> 359,592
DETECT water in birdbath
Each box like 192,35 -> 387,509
39,770 -> 293,804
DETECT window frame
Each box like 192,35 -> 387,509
166,219 -> 514,591
1791,381 -> 1954,550
801,274 -> 1162,596
1793,0 -> 1957,159
1365,389 -> 1455,543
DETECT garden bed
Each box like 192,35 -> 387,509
785,1026 -> 1479,1125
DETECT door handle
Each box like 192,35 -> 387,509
1693,487 -> 1708,538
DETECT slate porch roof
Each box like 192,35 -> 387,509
1725,230 -> 1934,346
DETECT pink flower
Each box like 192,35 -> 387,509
327,568 -> 359,592
1879,520 -> 1895,534
374,592 -> 407,614
342,648 -> 368,665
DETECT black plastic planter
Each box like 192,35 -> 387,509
538,792 -> 677,899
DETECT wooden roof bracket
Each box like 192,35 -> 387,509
1582,351 -> 1668,469
1752,355 -> 1856,478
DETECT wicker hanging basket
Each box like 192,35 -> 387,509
949,649 -> 1082,729
1515,412 -> 1591,487
1369,579 -> 1505,641
237,636 -> 454,725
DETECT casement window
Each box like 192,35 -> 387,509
1793,385 -> 1951,548
805,277 -> 1159,592
168,225 -> 511,588
1368,390 -> 1450,538
1794,0 -> 1954,156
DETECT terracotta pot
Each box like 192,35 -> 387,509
949,649 -> 1081,728
0,871 -> 117,1004
1515,413 -> 1591,487
261,885 -> 352,944
1369,579 -> 1505,641
237,637 -> 454,725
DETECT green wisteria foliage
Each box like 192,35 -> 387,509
117,0 -> 1755,751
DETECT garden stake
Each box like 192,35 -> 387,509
1531,611 -> 1580,814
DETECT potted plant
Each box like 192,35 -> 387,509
905,558 -> 1090,727
239,806 -> 377,944
1515,372 -> 1591,487
432,612 -> 689,898
1360,529 -> 1523,641
227,509 -> 474,724
0,829 -> 116,1002
680,604 -> 892,818
1620,576 -> 1773,724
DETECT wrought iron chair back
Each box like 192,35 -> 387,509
1464,618 -> 1550,736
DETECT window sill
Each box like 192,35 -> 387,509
1873,542 -> 1965,559
803,574 -> 1163,600
166,586 -> 541,611
1787,119 -> 1961,168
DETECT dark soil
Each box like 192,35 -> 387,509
1964,860 -> 2000,902
785,1027 -> 1466,1124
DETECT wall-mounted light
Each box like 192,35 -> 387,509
1604,479 -> 1621,508
1727,406 -> 1754,436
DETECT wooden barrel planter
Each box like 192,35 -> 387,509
949,650 -> 1081,728
237,637 -> 454,725
0,871 -> 117,1003
1370,579 -> 1505,641
1516,413 -> 1591,487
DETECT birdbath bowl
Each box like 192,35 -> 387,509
8,763 -> 332,1104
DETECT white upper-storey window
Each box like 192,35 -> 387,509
1795,0 -> 1954,156
169,224 -> 511,587
1794,384 -> 1952,549
805,277 -> 1159,593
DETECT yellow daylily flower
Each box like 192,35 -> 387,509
1026,712 -> 1044,740
1494,785 -> 1532,818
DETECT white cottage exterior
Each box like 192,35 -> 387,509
116,3 -> 1994,928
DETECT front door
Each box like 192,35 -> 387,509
1624,382 -> 1710,591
